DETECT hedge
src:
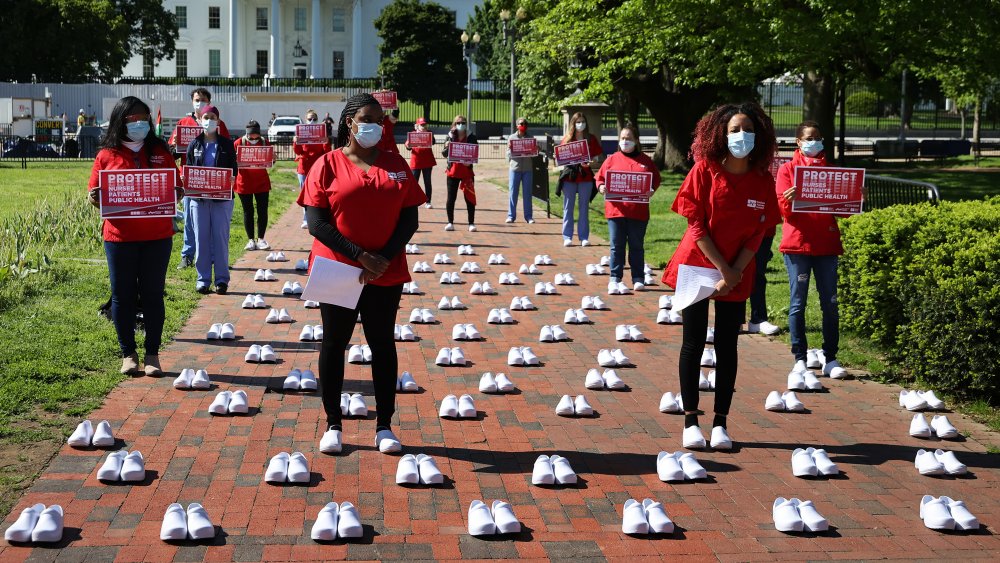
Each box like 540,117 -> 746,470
839,198 -> 1000,399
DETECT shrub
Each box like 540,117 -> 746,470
845,90 -> 879,117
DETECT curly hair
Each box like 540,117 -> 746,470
335,93 -> 382,149
690,102 -> 775,173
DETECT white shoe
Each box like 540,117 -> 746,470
298,369 -> 317,390
805,349 -> 821,369
659,295 -> 672,309
915,449 -> 946,475
290,281 -> 303,295
627,325 -> 644,341
563,238 -> 572,247
615,324 -> 629,341
300,220 -> 308,229
286,452 -> 310,482
532,455 -> 555,485
254,268 -> 266,281
611,349 -> 630,366
803,370 -> 824,391
597,349 -> 615,367
241,294 -> 255,308
283,369 -> 302,391
791,448 -> 818,477
656,308 -> 670,325
468,224 -> 477,232
700,348 -> 716,367
539,325 -> 554,342
919,495 -> 956,530
534,282 -> 545,295
336,501 -> 363,538
491,500 -> 521,534
642,499 -> 674,534
457,394 -> 477,418
698,371 -> 710,390
581,296 -> 595,309
795,499 -> 829,532
244,239 -> 256,251
781,391 -> 805,412
487,308 -> 502,323
263,269 -> 276,281
444,223 -> 454,231
772,497 -> 804,533
607,281 -> 619,295
376,429 -> 402,453
810,448 -> 839,475
656,451 -> 685,481
185,503 -> 215,540
399,371 -> 418,392
580,239 -> 590,247
930,415 -> 958,439
710,426 -> 732,450
555,395 -> 575,416
520,346 -> 539,365
299,325 -> 315,341
682,426 -> 706,449
910,413 -> 932,438
319,427 -> 342,454
934,449 -> 967,475
416,454 -> 444,484
787,370 -> 806,391
265,308 -> 280,323
97,450 -> 127,481
592,296 -> 606,310
480,281 -> 495,294
633,282 -> 645,292
495,373 -> 515,392
507,347 -> 524,366
452,323 -> 468,341
396,454 -> 419,484
467,500 -> 497,536
519,264 -> 530,275
574,309 -> 589,323
479,372 -> 498,393
244,344 -> 261,362
295,259 -> 308,271
602,369 -> 625,390
677,452 -> 707,479
941,496 -> 979,530
265,452 -> 290,483
435,347 -> 452,366
519,296 -> 534,310
921,390 -> 946,410
765,391 -> 784,411
303,299 -> 318,308
644,274 -> 656,285
348,345 -> 365,363
822,359 -> 847,379
311,502 -> 339,540
340,393 -> 349,416
439,395 -> 459,418
92,420 -> 114,447
348,394 -> 368,417
622,499 -> 649,534
228,390 -> 249,413
206,322 -> 222,339
67,420 -> 94,447
752,321 -> 781,335
659,392 -> 680,413
450,347 -> 466,365
160,503 -> 188,540
584,369 -> 604,390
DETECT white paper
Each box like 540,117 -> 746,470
671,264 -> 723,312
300,256 -> 364,309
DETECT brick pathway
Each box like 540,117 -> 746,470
3,162 -> 998,562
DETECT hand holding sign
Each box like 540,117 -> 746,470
554,140 -> 591,167
99,169 -> 178,219
237,145 -> 275,169
447,142 -> 479,164
296,124 -> 328,145
509,138 -> 538,158
604,170 -> 653,203
792,166 -> 865,214
183,166 -> 233,200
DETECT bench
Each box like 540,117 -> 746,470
864,174 -> 940,211
919,139 -> 971,161
873,140 -> 919,163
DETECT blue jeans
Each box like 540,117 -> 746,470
508,169 -> 534,221
784,254 -> 840,363
297,173 -> 307,220
104,237 -> 172,357
180,196 -> 195,260
190,197 -> 234,289
608,217 -> 647,284
561,180 -> 593,241
748,236 -> 774,323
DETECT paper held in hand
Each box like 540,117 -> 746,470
671,264 -> 723,312
296,123 -> 328,145
407,131 -> 433,148
300,256 -> 364,310
554,139 -> 591,167
99,168 -> 178,219
604,170 -> 653,203
792,165 -> 865,215
447,142 -> 479,164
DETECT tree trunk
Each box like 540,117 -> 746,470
972,96 -> 982,145
613,91 -> 627,131
626,93 -> 640,128
802,71 -> 836,141
959,107 -> 967,139
423,101 -> 432,125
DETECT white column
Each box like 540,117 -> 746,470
311,0 -> 322,78
228,0 -> 238,77
351,0 -> 363,77
270,0 -> 282,77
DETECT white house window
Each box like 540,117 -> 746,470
294,7 -> 306,31
332,51 -> 345,79
175,49 -> 188,77
332,8 -> 346,32
256,8 -> 268,30
209,49 -> 221,76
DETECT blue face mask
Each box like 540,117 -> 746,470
801,139 -> 823,157
351,120 -> 383,148
126,121 -> 149,142
727,131 -> 755,159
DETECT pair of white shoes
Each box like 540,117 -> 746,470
479,372 -> 515,393
615,324 -> 645,341
659,392 -> 684,413
397,372 -> 419,392
457,244 -> 476,255
254,268 -> 276,281
518,263 -> 541,275
299,325 -> 324,341
658,295 -> 673,309
209,390 -> 249,414
265,452 -> 310,483
539,325 -> 569,342
598,255 -> 610,266
765,391 -> 806,412
68,420 -> 115,448
245,344 -> 276,362
555,395 -> 594,416
404,243 -> 420,254
656,309 -> 683,324
469,281 -> 496,294
282,369 -> 318,391
509,296 -> 535,310
265,308 -> 293,323
174,368 -> 211,390
607,281 -> 632,295
597,348 -> 631,367
585,263 -> 606,275
657,451 -> 707,481
788,367 -> 824,391
401,281 -> 420,294
460,261 -> 482,273
408,308 -> 436,323
440,272 -> 463,284
265,251 -> 286,262
532,454 -> 577,485
533,254 -> 553,265
642,273 -> 657,286
439,394 -> 477,418
900,389 -> 946,411
699,370 -> 717,390
303,299 -> 320,308
397,454 -> 445,485
433,253 -> 454,264
241,294 -> 267,308
534,281 -> 558,295
311,502 -> 364,540
412,261 -> 433,273
507,346 -> 539,366
498,273 -> 521,285
773,497 -> 829,533
468,500 -> 521,536
554,273 -> 576,285
915,449 -> 967,475
700,348 -> 716,367
393,324 -> 417,342
5,504 -> 64,543
487,308 -> 515,324
487,253 -> 507,265
910,413 -> 958,439
161,503 -> 216,540
348,344 -> 373,364
452,323 -> 482,340
580,295 -> 607,310
585,368 -> 625,390
622,499 -> 674,535
339,393 -> 368,417
438,296 -> 465,310
295,259 -> 308,271
806,350 -> 848,379
206,322 -> 236,340
281,281 -> 303,295
920,496 -> 979,530
747,321 -> 781,335
564,308 -> 590,324
791,447 -> 840,477
97,449 -> 146,482
435,347 -> 466,366
683,426 -> 732,450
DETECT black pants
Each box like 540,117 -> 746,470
445,177 -> 475,225
319,283 -> 403,429
679,298 -> 745,419
415,167 -> 432,202
748,236 -> 773,324
238,192 -> 269,240
104,237 -> 172,357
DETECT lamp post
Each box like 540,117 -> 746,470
500,8 -> 527,135
461,31 -> 480,126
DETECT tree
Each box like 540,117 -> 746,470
0,0 -> 177,82
374,0 -> 467,122
467,0 -> 513,87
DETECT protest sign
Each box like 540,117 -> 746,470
604,170 -> 654,203
554,139 -> 590,166
183,166 -> 233,200
407,131 -> 433,148
296,123 -> 328,144
236,145 -> 275,169
99,169 -> 178,219
447,142 -> 479,164
509,137 -> 538,158
793,166 -> 865,214
372,91 -> 398,110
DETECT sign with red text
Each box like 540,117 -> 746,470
296,123 -> 328,144
447,142 -> 479,164
769,156 -> 791,179
236,145 -> 275,169
605,170 -> 654,203
99,169 -> 178,219
554,139 -> 591,167
509,137 -> 538,158
372,91 -> 398,110
407,131 -> 433,148
793,166 -> 865,215
183,166 -> 233,200
175,126 -> 202,148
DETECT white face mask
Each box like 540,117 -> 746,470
727,131 -> 755,159
351,120 -> 383,148
455,123 -> 466,132
193,100 -> 208,113
619,139 -> 636,153
245,135 -> 261,144
800,139 -> 823,157
575,121 -> 586,131
202,119 -> 218,134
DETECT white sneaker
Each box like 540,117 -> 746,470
581,239 -> 590,247
899,390 -> 930,411
437,347 -> 453,365
479,372 -> 498,393
709,426 -> 732,450
592,296 -> 606,310
910,413 -> 932,438
919,495 -> 956,530
656,451 -> 685,481
468,224 -> 477,232
563,238 -> 572,247
934,449 -> 967,475
772,497 -> 804,533
659,392 -> 680,413
915,449 -> 946,475
822,359 -> 847,379
791,448 -> 818,477
444,223 -> 454,231
376,429 -> 402,453
622,499 -> 649,535
682,426 -> 706,449
311,502 -> 339,540
930,415 -> 958,439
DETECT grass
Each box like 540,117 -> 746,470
0,160 -> 299,517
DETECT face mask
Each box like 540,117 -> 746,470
193,101 -> 208,113
307,117 -> 317,123
455,123 -> 466,132
126,121 -> 149,142
727,131 -> 755,159
202,119 -> 218,134
800,139 -> 823,157
575,121 -> 586,131
517,124 -> 527,133
619,139 -> 636,153
351,120 -> 383,148
246,135 -> 261,144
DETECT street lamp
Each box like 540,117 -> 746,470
500,7 -> 527,135
461,30 -> 480,128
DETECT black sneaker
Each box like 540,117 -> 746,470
216,283 -> 228,295
196,286 -> 211,295
177,256 -> 194,269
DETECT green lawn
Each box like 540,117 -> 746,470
0,160 -> 299,517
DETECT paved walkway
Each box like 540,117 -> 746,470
2,161 -> 998,562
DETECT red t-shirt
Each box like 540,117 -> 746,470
376,116 -> 399,154
559,134 -> 604,182
663,159 -> 781,302
297,149 -> 427,286
88,144 -> 180,243
168,114 -> 230,165
775,150 -> 844,256
409,146 -> 436,170
595,150 -> 661,221
293,141 -> 332,175
233,137 -> 272,195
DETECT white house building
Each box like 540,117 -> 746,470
122,0 -> 482,79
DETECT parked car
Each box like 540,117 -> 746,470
267,116 -> 301,142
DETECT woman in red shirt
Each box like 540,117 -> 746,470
595,124 -> 661,290
404,117 -> 436,208
234,120 -> 272,251
443,115 -> 478,232
558,112 -> 604,247
293,109 -> 331,228
299,93 -> 426,455
87,96 -> 182,376
663,102 -> 780,450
